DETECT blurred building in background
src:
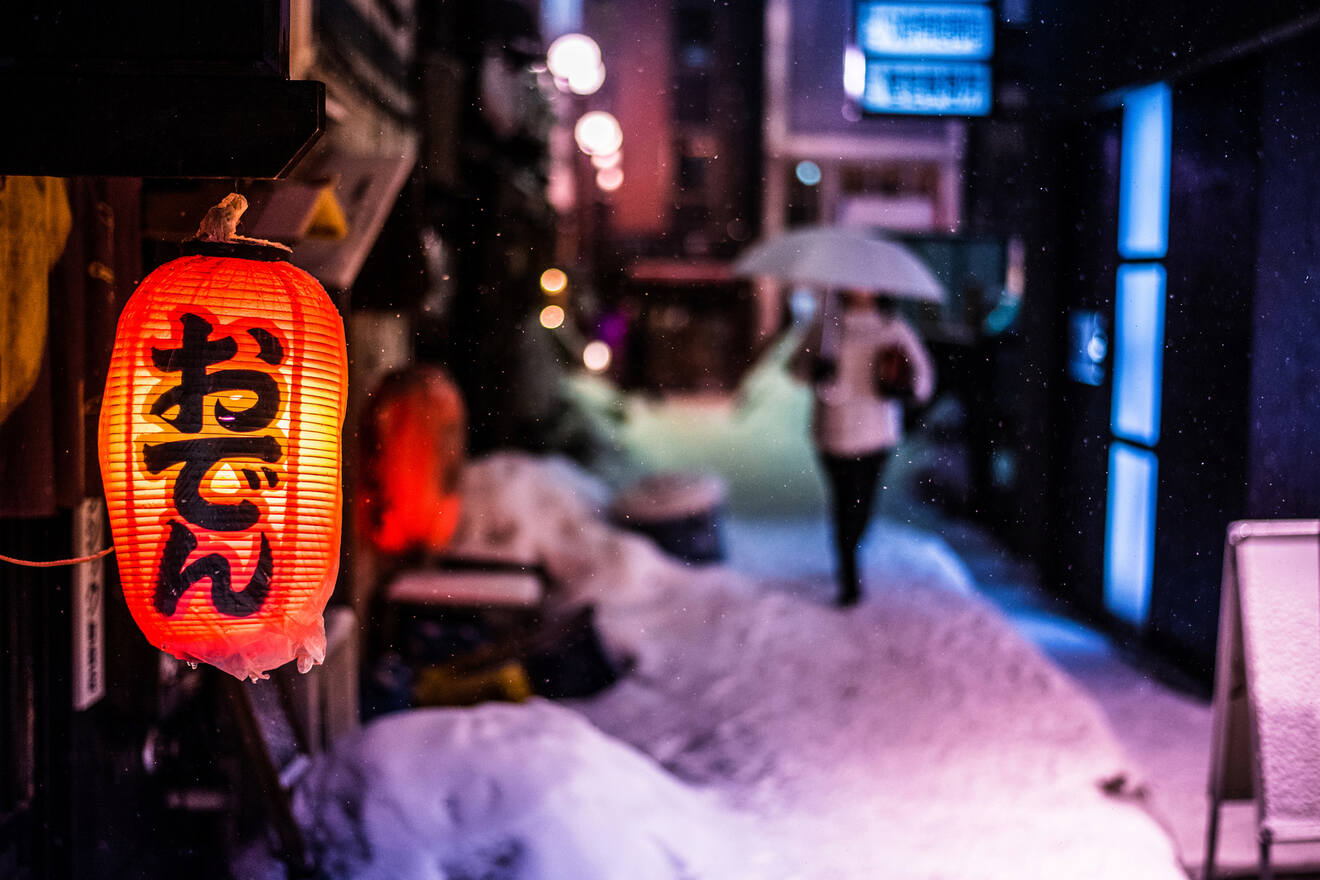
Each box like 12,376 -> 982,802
542,0 -> 766,395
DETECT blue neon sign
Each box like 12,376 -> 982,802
861,60 -> 991,116
853,0 -> 993,118
857,2 -> 994,60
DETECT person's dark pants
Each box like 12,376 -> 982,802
819,449 -> 890,606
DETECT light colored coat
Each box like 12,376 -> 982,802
793,307 -> 935,456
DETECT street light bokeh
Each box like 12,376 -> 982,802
591,149 -> 622,169
596,166 -> 624,192
574,111 -> 623,156
539,304 -> 566,329
547,33 -> 605,96
540,267 -> 568,293
583,340 -> 612,372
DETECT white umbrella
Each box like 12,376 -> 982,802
733,225 -> 944,303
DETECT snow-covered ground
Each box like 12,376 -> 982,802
258,453 -> 1187,880
291,699 -> 763,880
238,339 -> 1307,879
588,346 -> 1320,879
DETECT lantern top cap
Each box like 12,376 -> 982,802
191,192 -> 292,254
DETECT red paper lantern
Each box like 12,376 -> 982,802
358,366 -> 465,555
99,241 -> 348,680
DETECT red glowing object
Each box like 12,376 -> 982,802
99,246 -> 348,680
358,366 -> 465,556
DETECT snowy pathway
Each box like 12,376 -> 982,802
570,348 -> 1272,877
262,334 -> 1266,878
266,453 -> 1193,879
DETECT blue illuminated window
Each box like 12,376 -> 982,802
1118,83 -> 1171,260
1105,442 -> 1158,626
1110,264 -> 1166,446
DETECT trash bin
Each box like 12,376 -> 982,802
610,471 -> 727,563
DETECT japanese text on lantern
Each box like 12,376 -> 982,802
144,311 -> 286,619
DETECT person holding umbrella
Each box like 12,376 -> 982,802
789,289 -> 935,606
735,226 -> 943,606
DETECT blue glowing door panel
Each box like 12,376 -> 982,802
1052,71 -> 1258,682
1105,443 -> 1157,626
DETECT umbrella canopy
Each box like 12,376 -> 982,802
733,225 -> 944,302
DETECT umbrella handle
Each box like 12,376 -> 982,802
818,289 -> 841,363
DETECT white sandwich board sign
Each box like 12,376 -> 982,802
1204,520 -> 1320,880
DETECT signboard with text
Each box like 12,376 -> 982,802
863,59 -> 991,116
854,0 -> 993,117
73,498 -> 107,710
857,2 -> 994,59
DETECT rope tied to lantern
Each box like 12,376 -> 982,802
192,192 -> 291,252
0,546 -> 115,568
1,197 -> 278,572
100,193 -> 348,681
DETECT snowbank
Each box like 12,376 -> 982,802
293,700 -> 769,880
459,453 -> 1183,879
275,453 -> 1184,880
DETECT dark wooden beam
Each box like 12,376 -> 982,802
0,74 -> 325,179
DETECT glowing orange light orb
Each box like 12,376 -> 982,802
540,268 -> 568,294
540,305 -> 566,329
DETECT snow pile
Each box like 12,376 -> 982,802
293,700 -> 772,880
457,453 -> 1183,879
577,581 -> 1183,879
279,452 -> 1185,880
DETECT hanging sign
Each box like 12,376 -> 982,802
861,59 -> 992,116
72,497 -> 107,709
853,0 -> 994,117
856,2 -> 994,59
99,196 -> 348,680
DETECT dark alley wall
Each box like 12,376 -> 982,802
1029,0 -> 1320,110
1145,62 -> 1258,673
1246,30 -> 1320,518
1037,12 -> 1320,681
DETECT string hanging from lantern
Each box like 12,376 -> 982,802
0,546 -> 115,567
